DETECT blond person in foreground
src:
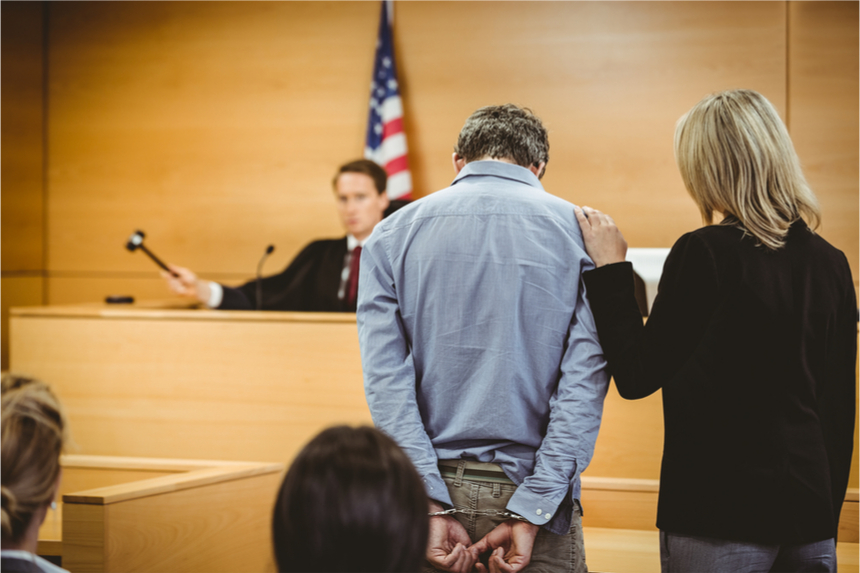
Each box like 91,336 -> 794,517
575,89 -> 855,573
1,375 -> 70,573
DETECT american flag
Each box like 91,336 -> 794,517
364,0 -> 412,200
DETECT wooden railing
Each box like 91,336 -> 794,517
38,455 -> 284,573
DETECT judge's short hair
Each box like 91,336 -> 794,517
675,89 -> 821,250
333,160 -> 388,195
272,425 -> 428,572
455,104 -> 549,177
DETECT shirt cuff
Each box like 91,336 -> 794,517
422,470 -> 453,508
206,282 -> 223,309
506,484 -> 560,527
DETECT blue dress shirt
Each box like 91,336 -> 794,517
357,161 -> 609,534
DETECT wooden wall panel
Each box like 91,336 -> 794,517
788,1 -> 860,490
1,2 -> 45,371
47,2 -> 374,278
581,487 -> 659,531
398,2 -> 787,247
45,1 -> 791,303
789,2 -> 859,286
46,276 -> 243,306
588,386 -> 663,480
1,1 -> 44,272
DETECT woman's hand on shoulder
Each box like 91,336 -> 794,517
574,206 -> 628,268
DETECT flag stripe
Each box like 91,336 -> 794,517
383,117 -> 404,139
387,171 -> 412,199
385,155 -> 409,175
380,95 -> 403,123
380,132 -> 407,163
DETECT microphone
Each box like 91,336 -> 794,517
256,245 -> 275,311
125,230 -> 179,277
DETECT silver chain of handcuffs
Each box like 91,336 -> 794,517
428,508 -> 531,522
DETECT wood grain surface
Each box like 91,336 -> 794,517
51,456 -> 283,573
11,308 -> 370,465
1,1 -> 44,273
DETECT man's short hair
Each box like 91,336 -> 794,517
333,159 -> 387,195
454,104 -> 549,175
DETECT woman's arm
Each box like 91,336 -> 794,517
575,207 -> 720,399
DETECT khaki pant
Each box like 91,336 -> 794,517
426,460 -> 587,573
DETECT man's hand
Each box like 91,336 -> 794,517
161,264 -> 211,303
427,501 -> 477,573
470,519 -> 539,573
574,205 -> 628,268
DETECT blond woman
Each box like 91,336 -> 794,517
575,89 -> 855,572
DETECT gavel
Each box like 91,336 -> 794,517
125,230 -> 179,277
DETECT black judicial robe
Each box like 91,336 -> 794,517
583,220 -> 856,544
217,237 -> 351,312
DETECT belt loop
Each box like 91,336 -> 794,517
492,483 -> 501,498
454,460 -> 466,487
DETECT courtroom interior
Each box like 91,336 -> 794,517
2,2 -> 858,573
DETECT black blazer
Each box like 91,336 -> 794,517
584,220 -> 856,544
217,237 -> 351,312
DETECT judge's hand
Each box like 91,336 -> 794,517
161,264 -> 212,304
427,500 -> 478,573
470,519 -> 539,573
574,206 -> 628,268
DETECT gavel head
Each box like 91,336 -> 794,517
125,230 -> 145,252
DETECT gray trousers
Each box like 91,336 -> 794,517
426,461 -> 587,573
660,531 -> 837,573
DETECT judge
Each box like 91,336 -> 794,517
163,159 -> 390,312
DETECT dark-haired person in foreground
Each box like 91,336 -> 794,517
1,375 -> 70,573
272,425 -> 428,573
164,159 -> 392,312
359,104 -> 609,572
575,89 -> 856,572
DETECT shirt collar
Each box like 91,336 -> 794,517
451,160 -> 544,191
347,235 -> 365,251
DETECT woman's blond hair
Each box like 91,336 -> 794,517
1,375 -> 68,543
674,89 -> 821,250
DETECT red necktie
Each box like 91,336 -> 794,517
346,246 -> 362,309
